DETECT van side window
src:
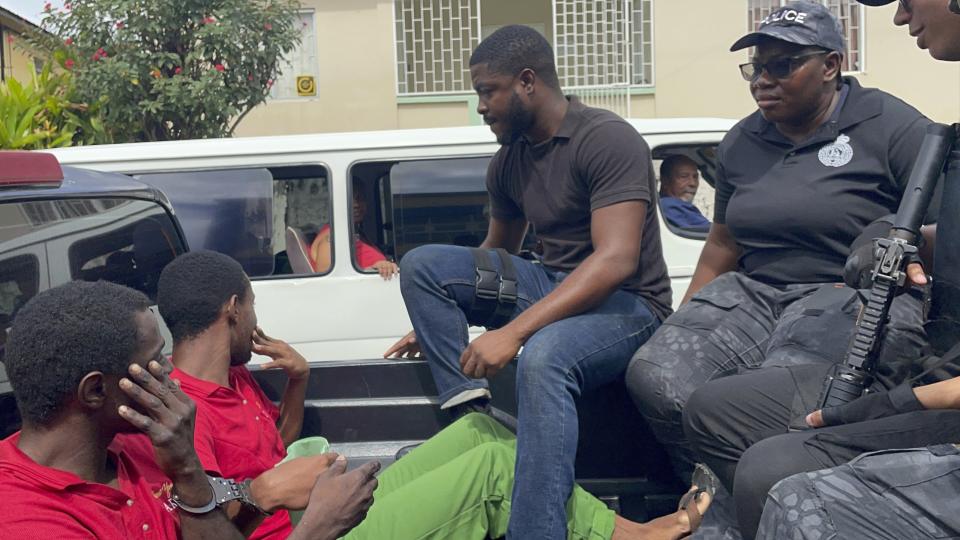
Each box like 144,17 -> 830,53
137,166 -> 332,278
351,157 -> 497,267
136,169 -> 275,277
652,145 -> 719,240
270,166 -> 332,276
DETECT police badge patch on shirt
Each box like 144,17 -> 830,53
818,134 -> 854,167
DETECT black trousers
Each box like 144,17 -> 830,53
683,362 -> 960,540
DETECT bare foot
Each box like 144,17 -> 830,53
611,487 -> 713,540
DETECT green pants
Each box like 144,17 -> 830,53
341,413 -> 615,540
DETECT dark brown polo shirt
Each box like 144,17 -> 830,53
486,97 -> 673,321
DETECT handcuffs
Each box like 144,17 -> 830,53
170,475 -> 271,515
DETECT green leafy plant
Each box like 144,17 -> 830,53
0,63 -> 106,149
30,0 -> 302,142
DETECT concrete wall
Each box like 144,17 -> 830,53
1,24 -> 40,83
234,1 -> 960,137
235,0 -> 398,136
855,4 -> 960,123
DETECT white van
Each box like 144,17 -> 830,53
51,119 -> 734,363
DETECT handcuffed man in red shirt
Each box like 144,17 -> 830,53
156,249 -> 714,540
0,280 -> 376,540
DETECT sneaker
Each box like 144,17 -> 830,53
449,398 -> 518,433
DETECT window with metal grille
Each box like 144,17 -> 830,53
553,0 -> 653,89
746,0 -> 863,72
394,0 -> 482,95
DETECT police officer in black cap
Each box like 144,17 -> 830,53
675,1 -> 960,538
752,1 -> 960,538
627,0 -> 935,507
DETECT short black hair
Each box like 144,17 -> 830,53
5,281 -> 151,426
158,250 -> 249,342
660,155 -> 698,184
469,25 -> 560,90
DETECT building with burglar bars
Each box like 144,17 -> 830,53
231,0 -> 960,136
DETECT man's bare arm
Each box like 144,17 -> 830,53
253,328 -> 309,446
460,200 -> 647,378
681,224 -> 740,305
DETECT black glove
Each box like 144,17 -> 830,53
844,216 -> 893,290
843,215 -> 924,290
819,384 -> 925,427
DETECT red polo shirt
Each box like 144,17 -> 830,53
171,364 -> 292,540
0,432 -> 180,539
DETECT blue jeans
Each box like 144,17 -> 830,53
400,245 -> 661,540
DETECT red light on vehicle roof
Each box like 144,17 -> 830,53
0,151 -> 64,187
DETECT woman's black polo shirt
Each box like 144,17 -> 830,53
715,77 -> 936,286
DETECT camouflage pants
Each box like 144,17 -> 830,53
757,444 -> 960,539
626,271 -> 927,478
685,364 -> 960,539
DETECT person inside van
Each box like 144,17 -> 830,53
157,250 -> 714,540
0,280 -> 375,540
308,178 -> 398,280
658,155 -> 710,233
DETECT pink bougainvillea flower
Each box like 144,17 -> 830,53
92,52 -> 101,61
43,2 -> 52,12
203,16 -> 216,24
263,22 -> 273,31
64,59 -> 75,69
65,3 -> 72,10
64,37 -> 73,45
214,64 -> 225,72
175,66 -> 183,74
266,79 -> 274,88
116,21 -> 124,29
247,74 -> 254,81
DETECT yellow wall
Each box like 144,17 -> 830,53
480,0 -> 552,40
855,4 -> 960,123
645,0 -> 756,119
235,0 -> 398,136
397,101 -> 471,128
1,26 -> 39,83
235,1 -> 960,136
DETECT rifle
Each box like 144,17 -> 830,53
817,123 -> 957,409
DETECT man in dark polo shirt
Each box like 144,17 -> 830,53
0,281 -> 370,540
385,24 -> 674,539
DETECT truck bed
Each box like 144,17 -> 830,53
251,358 -> 685,522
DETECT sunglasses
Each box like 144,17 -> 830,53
738,50 -> 829,82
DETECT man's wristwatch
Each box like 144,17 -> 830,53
170,475 -> 271,515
